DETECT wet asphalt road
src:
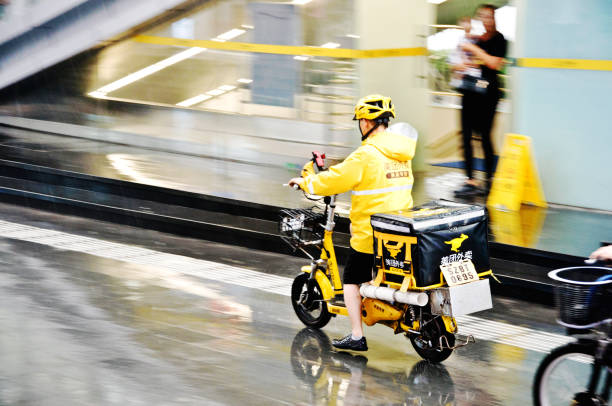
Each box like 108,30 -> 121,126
0,203 -> 568,405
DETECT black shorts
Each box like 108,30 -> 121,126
343,248 -> 375,285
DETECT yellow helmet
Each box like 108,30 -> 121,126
353,94 -> 396,121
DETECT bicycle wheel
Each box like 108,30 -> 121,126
409,316 -> 455,363
291,273 -> 331,328
533,342 -> 610,406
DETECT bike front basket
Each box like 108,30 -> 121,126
548,266 -> 612,329
279,208 -> 326,248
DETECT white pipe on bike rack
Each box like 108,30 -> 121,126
360,285 -> 428,307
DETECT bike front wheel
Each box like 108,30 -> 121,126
533,341 -> 610,406
291,273 -> 331,329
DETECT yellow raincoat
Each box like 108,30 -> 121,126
302,128 -> 417,254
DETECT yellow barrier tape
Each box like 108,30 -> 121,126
133,35 -> 427,59
133,36 -> 611,70
516,58 -> 612,71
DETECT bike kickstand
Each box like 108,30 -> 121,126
439,334 -> 476,350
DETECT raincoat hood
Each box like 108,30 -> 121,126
363,122 -> 418,162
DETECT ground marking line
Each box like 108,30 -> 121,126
0,219 -> 573,353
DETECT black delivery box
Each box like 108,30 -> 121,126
371,200 -> 490,287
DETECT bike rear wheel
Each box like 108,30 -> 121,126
409,316 -> 455,363
533,342 -> 610,406
291,273 -> 331,328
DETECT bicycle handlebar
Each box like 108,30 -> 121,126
284,151 -> 328,193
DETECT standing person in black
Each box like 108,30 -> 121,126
453,4 -> 507,197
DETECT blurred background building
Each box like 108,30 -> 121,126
0,0 -> 609,211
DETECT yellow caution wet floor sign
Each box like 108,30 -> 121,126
487,134 -> 547,211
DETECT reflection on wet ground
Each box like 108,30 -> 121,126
291,328 -> 461,406
0,204 -> 561,405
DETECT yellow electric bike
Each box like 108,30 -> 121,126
281,152 -> 495,363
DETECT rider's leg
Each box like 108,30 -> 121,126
344,283 -> 363,337
332,248 -> 370,350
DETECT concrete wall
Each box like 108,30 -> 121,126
511,0 -> 612,211
355,0 -> 434,172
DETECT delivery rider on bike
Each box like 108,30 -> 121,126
289,94 -> 417,351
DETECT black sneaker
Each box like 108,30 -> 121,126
454,183 -> 485,197
332,334 -> 368,351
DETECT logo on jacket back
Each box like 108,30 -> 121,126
445,234 -> 468,252
385,162 -> 411,179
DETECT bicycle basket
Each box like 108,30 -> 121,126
279,208 -> 326,248
548,266 -> 612,329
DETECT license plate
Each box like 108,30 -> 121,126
440,259 -> 479,286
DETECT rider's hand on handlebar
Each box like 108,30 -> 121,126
288,153 -> 324,192
288,177 -> 304,190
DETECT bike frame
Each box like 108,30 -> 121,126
583,327 -> 611,401
300,195 -> 349,316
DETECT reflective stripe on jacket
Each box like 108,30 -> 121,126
302,128 -> 417,254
